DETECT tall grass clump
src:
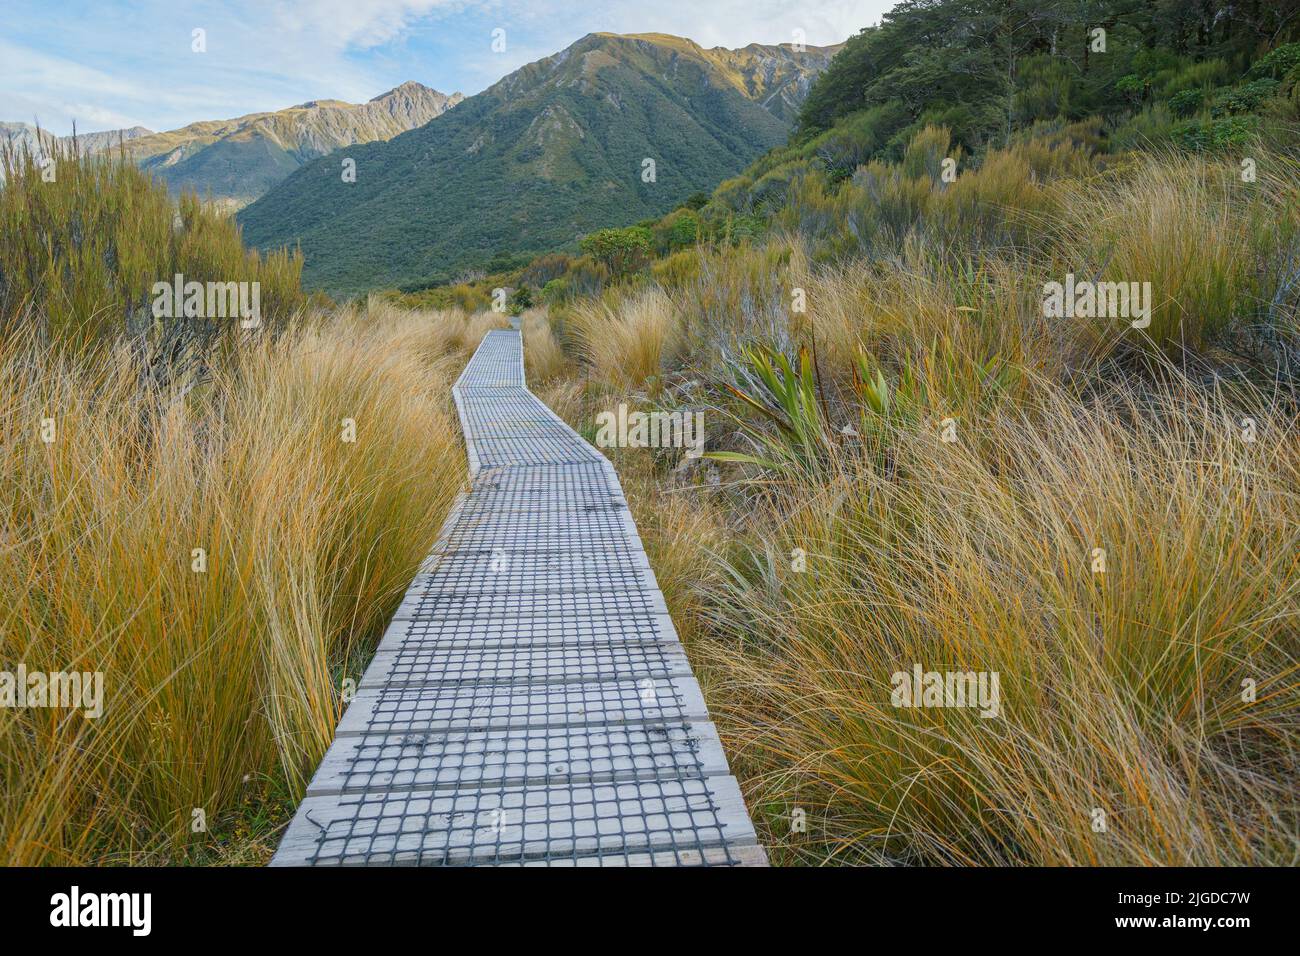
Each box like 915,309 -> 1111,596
0,144 -> 479,865
566,287 -> 680,392
0,137 -> 304,355
542,120 -> 1300,868
1050,152 -> 1292,359
520,308 -> 569,384
363,295 -> 509,362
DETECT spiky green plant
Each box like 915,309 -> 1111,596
709,343 -> 839,476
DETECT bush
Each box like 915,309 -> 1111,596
0,137 -> 304,357
1168,88 -> 1203,118
1247,42 -> 1300,81
1158,58 -> 1233,97
653,209 -> 700,254
1109,103 -> 1178,151
508,285 -> 533,315
519,252 -> 573,287
541,277 -> 570,305
1173,116 -> 1258,151
1210,79 -> 1280,117
578,226 -> 652,276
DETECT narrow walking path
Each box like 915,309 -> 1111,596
272,326 -> 765,866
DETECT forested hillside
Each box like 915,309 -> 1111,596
238,33 -> 836,295
451,0 -> 1299,312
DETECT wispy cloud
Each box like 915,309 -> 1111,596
0,0 -> 890,135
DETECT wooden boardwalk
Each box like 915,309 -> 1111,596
272,328 -> 766,866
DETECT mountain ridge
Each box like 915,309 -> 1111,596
120,82 -> 464,208
3,83 -> 463,208
1,121 -> 155,157
238,32 -> 838,294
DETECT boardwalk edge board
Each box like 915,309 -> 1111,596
272,328 -> 765,867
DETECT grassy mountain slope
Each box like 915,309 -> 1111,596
237,33 -> 836,295
110,82 -> 461,209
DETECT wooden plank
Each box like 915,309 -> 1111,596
335,677 -> 710,735
271,774 -> 757,867
304,720 -> 730,796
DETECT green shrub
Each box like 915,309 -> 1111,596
1211,79 -> 1280,117
541,278 -> 569,305
1014,55 -> 1075,124
1248,42 -> 1300,81
653,209 -> 700,253
508,285 -> 533,315
578,226 -> 652,277
0,138 -> 304,355
519,252 -> 573,287
1173,116 -> 1258,151
1158,58 -> 1233,97
1110,103 -> 1177,151
1168,88 -> 1204,118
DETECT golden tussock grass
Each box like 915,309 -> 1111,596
1048,152 -> 1282,356
565,287 -> 680,392
545,137 -> 1300,866
520,308 -> 569,384
691,381 -> 1298,865
0,304 -> 471,864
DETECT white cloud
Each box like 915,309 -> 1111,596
267,0 -> 467,50
487,0 -> 887,49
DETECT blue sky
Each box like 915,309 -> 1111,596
1,1 -> 893,136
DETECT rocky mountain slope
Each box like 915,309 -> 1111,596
1,121 -> 154,158
121,81 -> 463,208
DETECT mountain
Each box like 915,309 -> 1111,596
69,125 -> 156,153
237,33 -> 837,295
112,81 -> 462,209
3,84 -> 461,207
1,121 -> 154,157
695,41 -> 835,125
